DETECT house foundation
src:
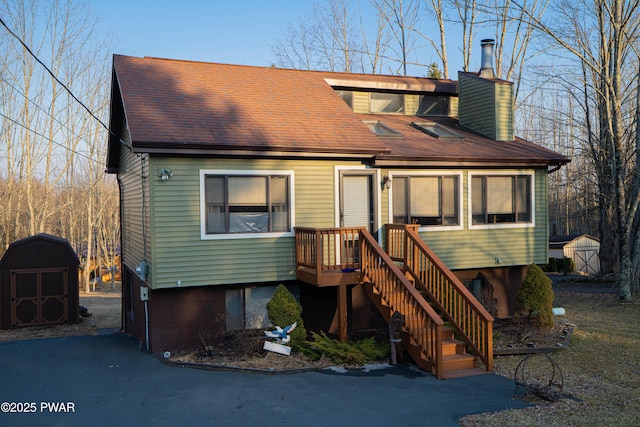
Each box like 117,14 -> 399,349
453,265 -> 529,318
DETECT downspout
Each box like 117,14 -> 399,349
117,175 -> 125,334
141,154 -> 149,352
144,298 -> 149,352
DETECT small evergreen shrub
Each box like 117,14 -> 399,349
301,332 -> 389,365
562,257 -> 576,274
265,285 -> 307,350
546,257 -> 576,274
514,264 -> 555,328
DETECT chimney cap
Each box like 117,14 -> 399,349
479,39 -> 495,78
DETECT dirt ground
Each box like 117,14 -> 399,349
0,284 -> 122,343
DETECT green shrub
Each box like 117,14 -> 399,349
547,257 -> 576,274
301,332 -> 389,365
562,257 -> 576,274
514,264 -> 555,328
265,285 -> 307,350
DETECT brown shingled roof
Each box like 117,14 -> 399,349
112,55 -> 389,156
360,115 -> 569,167
109,55 -> 569,168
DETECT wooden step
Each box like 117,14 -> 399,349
442,353 -> 477,372
441,367 -> 489,380
442,339 -> 466,356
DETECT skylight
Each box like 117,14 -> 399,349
411,121 -> 464,140
363,120 -> 403,138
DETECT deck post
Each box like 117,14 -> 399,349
337,283 -> 348,342
315,229 -> 323,284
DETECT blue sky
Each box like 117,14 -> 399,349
92,1 -> 316,67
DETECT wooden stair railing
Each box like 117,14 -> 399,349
386,224 -> 494,373
358,230 -> 446,378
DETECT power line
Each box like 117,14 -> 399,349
0,74 -> 104,151
0,111 -> 99,163
0,16 -> 132,151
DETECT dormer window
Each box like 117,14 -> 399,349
417,95 -> 449,116
412,121 -> 464,140
370,92 -> 404,113
337,90 -> 353,108
363,120 -> 403,138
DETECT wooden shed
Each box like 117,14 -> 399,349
0,234 -> 80,329
549,234 -> 600,275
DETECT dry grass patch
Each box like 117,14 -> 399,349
461,291 -> 640,426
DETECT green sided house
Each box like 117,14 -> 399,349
106,40 -> 569,378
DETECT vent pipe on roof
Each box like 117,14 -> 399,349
479,39 -> 495,78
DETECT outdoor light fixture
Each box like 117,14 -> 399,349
158,168 -> 174,181
382,176 -> 392,189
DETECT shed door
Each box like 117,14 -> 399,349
11,268 -> 68,328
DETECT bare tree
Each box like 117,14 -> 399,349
372,0 -> 422,75
515,0 -> 640,299
489,0 -> 550,102
270,0 -> 365,72
452,0 -> 480,71
426,0 -> 450,78
0,0 -> 118,293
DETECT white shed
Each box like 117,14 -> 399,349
549,234 -> 600,275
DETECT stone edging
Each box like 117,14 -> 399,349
154,353 -> 324,375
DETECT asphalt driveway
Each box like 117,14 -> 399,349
0,334 -> 530,426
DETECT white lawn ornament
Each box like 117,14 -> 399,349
263,322 -> 297,356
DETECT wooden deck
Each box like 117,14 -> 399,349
294,226 -> 365,287
296,267 -> 361,287
294,225 -> 494,379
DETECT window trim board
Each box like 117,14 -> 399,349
467,170 -> 536,230
387,171 -> 464,232
199,169 -> 295,240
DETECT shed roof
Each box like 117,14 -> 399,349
549,234 -> 600,250
0,233 -> 80,268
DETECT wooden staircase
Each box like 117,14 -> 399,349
361,276 -> 485,379
359,227 -> 493,379
293,225 -> 493,379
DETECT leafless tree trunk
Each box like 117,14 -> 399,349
453,0 -> 480,72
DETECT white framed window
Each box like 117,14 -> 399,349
200,170 -> 295,240
369,92 -> 405,113
417,95 -> 450,116
469,171 -> 534,228
390,172 -> 462,231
